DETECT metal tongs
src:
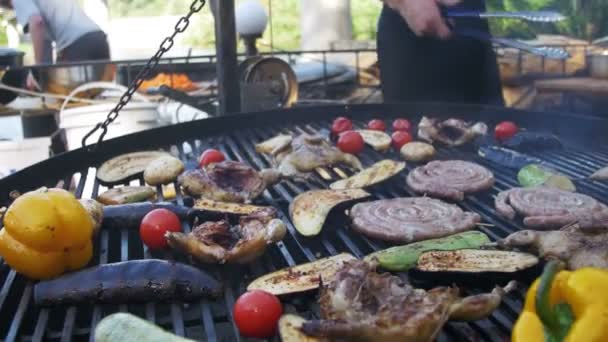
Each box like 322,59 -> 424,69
444,10 -> 570,60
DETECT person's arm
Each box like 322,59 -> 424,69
28,14 -> 48,64
383,0 -> 460,39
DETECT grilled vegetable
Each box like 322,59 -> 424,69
290,189 -> 369,236
415,249 -> 539,273
331,117 -> 353,136
234,290 -> 283,338
255,134 -> 293,155
279,315 -> 322,342
199,149 -> 226,167
144,155 -> 185,185
356,129 -> 391,151
140,208 -> 182,249
337,131 -> 365,154
0,188 -> 93,280
247,253 -> 356,295
478,145 -> 542,169
518,164 -> 576,192
330,160 -> 405,190
193,198 -> 269,215
97,186 -> 156,205
79,198 -> 104,235
34,259 -> 222,306
95,313 -> 195,342
367,119 -> 386,132
102,202 -> 190,230
495,121 -> 518,141
97,151 -> 171,184
590,166 -> 608,181
400,141 -> 436,162
503,132 -> 562,151
391,131 -> 413,150
364,231 -> 490,271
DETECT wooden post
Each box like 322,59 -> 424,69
214,0 -> 241,115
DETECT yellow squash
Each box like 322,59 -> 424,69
0,188 -> 93,279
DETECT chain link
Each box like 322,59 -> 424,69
81,0 -> 207,149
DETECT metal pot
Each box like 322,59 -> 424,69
588,52 -> 608,79
34,63 -> 116,96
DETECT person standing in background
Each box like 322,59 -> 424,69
378,0 -> 504,106
0,0 -> 110,64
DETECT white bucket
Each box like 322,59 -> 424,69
0,137 -> 51,174
59,82 -> 163,150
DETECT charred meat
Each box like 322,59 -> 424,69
418,117 -> 487,147
178,161 -> 282,203
498,225 -> 608,270
301,260 -> 515,342
34,259 -> 222,306
407,160 -> 495,201
166,208 -> 287,264
350,197 -> 481,243
256,134 -> 363,177
495,187 -> 608,230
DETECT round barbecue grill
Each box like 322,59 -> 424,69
0,103 -> 607,341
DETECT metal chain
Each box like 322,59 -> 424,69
81,0 -> 207,149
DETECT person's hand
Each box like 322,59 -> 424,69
384,0 -> 461,39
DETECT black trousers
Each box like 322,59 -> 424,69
377,4 -> 504,106
57,31 -> 110,62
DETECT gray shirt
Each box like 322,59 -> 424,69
13,0 -> 101,51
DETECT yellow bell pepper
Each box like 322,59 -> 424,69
0,188 -> 93,279
512,261 -> 608,342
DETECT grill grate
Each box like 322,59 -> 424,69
1,104 -> 607,341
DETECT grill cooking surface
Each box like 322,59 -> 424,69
1,104 -> 607,341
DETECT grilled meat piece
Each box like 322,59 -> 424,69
301,260 -> 515,341
256,134 -> 363,177
418,117 -> 487,146
178,161 -> 282,203
498,225 -> 608,270
166,208 -> 287,264
407,160 -> 495,201
350,197 -> 481,243
495,187 -> 608,230
34,260 -> 222,306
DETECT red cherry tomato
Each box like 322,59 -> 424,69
392,118 -> 412,132
495,121 -> 519,141
337,131 -> 365,154
392,131 -> 413,150
331,117 -> 353,136
233,290 -> 283,338
199,149 -> 225,168
367,119 -> 386,131
139,208 -> 181,249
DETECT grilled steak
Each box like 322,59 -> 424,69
418,117 -> 487,147
350,197 -> 481,243
407,160 -> 495,201
301,260 -> 515,342
495,187 -> 608,230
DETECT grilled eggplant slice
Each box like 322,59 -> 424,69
416,249 -> 539,273
356,130 -> 391,152
478,146 -> 541,170
279,315 -> 324,342
97,186 -> 156,205
247,253 -> 356,295
34,259 -> 222,306
144,155 -> 185,186
193,199 -> 269,215
97,151 -> 171,184
330,160 -> 405,190
290,189 -> 370,236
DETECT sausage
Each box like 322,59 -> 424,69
34,259 -> 222,306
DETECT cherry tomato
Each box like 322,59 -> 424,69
199,149 -> 225,168
367,119 -> 386,131
495,121 -> 518,141
392,118 -> 412,132
337,131 -> 365,154
331,117 -> 353,136
392,131 -> 413,150
139,208 -> 181,249
233,290 -> 282,338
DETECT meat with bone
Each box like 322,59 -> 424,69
350,197 -> 481,243
498,224 -> 608,270
256,134 -> 363,177
178,161 -> 282,203
166,208 -> 286,264
495,187 -> 608,230
418,116 -> 487,146
300,260 -> 515,342
407,160 -> 495,201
